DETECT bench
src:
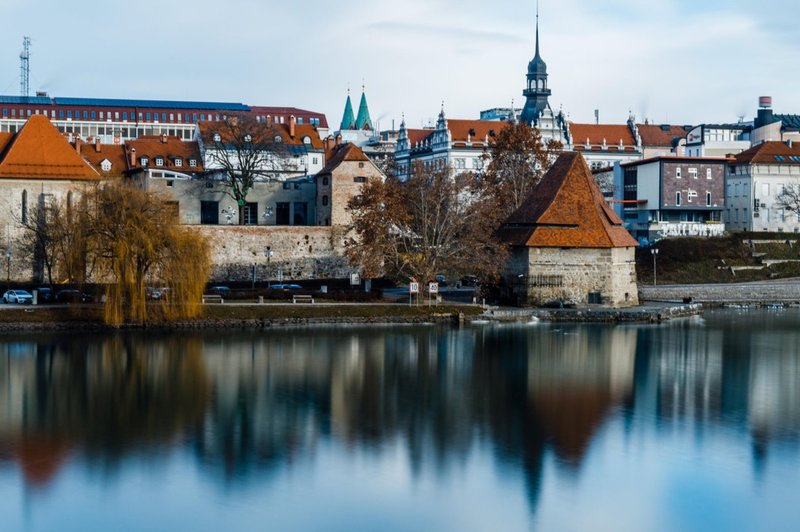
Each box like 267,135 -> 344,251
292,294 -> 314,304
202,294 -> 224,304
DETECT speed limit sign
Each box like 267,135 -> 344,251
409,282 -> 419,294
429,282 -> 439,294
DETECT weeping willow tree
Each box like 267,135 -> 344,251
86,182 -> 211,325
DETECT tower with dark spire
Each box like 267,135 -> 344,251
340,89 -> 356,131
520,2 -> 552,125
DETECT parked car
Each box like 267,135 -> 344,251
459,275 -> 480,287
271,284 -> 302,290
55,289 -> 93,303
435,275 -> 448,287
36,287 -> 54,302
207,286 -> 231,296
2,290 -> 33,304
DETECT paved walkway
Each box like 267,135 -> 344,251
640,279 -> 800,303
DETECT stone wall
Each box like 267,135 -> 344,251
507,246 -> 639,307
191,225 -> 354,282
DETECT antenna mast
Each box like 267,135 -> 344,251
20,36 -> 31,98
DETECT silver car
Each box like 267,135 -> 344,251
3,290 -> 33,304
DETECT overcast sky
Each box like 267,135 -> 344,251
1,0 -> 798,129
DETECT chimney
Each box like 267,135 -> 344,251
789,139 -> 794,149
161,133 -> 168,144
266,115 -> 272,127
129,147 -> 136,167
335,133 -> 342,146
755,96 -> 774,129
75,138 -> 82,155
289,115 -> 296,138
95,136 -> 101,153
323,136 -> 330,152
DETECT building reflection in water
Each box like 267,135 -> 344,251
0,312 -> 799,513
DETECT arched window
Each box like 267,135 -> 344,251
322,195 -> 329,206
21,190 -> 27,223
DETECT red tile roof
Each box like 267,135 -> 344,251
406,128 -> 434,147
76,141 -> 128,177
0,115 -> 99,180
0,132 -> 13,155
734,141 -> 800,164
126,135 -> 204,172
446,119 -> 509,143
318,143 -> 370,175
197,120 -> 323,148
499,152 -> 638,249
637,124 -> 691,147
570,123 -> 636,147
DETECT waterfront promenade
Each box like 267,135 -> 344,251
640,278 -> 800,304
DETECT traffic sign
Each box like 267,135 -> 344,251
429,282 -> 439,294
409,282 -> 419,294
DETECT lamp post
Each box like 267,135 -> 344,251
651,248 -> 659,286
265,246 -> 273,288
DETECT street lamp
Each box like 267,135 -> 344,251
265,246 -> 273,288
651,248 -> 659,286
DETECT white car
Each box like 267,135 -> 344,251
3,290 -> 33,304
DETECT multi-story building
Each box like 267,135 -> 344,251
0,94 -> 327,143
568,122 -> 642,170
725,140 -> 800,233
615,156 -> 727,242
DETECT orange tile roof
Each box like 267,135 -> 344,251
126,136 -> 204,172
197,120 -> 323,148
0,115 -> 99,180
570,123 -> 636,147
446,119 -> 509,143
734,141 -> 800,164
637,124 -> 691,147
499,152 -> 638,249
406,128 -> 433,146
318,143 -> 370,175
76,141 -> 129,177
0,132 -> 13,156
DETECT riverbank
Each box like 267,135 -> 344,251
639,279 -> 800,305
0,300 -> 703,332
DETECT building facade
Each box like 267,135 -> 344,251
615,156 -> 727,243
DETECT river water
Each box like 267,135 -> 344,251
1,310 -> 799,531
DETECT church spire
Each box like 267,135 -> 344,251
520,0 -> 551,126
355,84 -> 373,131
340,88 -> 356,131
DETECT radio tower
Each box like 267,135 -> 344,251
20,36 -> 31,99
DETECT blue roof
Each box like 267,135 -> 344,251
53,97 -> 250,111
0,95 -> 51,105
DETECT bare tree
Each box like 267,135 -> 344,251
776,184 -> 800,215
16,200 -> 60,285
202,115 -> 293,225
483,122 -> 562,221
346,163 -> 508,286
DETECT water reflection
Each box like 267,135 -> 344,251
1,311 -> 800,523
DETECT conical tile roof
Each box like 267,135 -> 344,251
355,91 -> 373,130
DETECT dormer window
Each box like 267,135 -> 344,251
174,158 -> 183,167
274,136 -> 283,143
155,157 -> 164,166
303,136 -> 311,144
140,157 -> 149,167
213,133 -> 221,142
189,159 -> 197,167
244,134 -> 252,143
100,159 -> 112,172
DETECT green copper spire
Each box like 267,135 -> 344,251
355,88 -> 373,131
340,91 -> 356,130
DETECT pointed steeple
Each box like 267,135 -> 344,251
340,89 -> 356,130
520,0 -> 551,126
355,85 -> 373,131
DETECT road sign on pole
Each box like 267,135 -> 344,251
409,282 -> 419,306
429,282 -> 439,294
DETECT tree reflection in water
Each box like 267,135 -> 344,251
0,313 -> 799,514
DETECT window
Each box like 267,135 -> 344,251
689,168 -> 698,179
706,168 -> 712,179
293,202 -> 308,225
283,182 -> 292,190
189,159 -> 197,167
322,176 -> 329,186
101,159 -> 112,172
161,113 -> 166,122
359,162 -> 365,168
146,112 -> 151,121
354,176 -> 367,183
676,192 -> 682,206
140,157 -> 149,167
115,112 -> 119,120
166,180 -> 174,188
213,133 -> 221,142
174,158 -> 182,167
122,112 -> 128,121
706,192 -> 712,206
303,136 -> 311,144
322,195 -> 329,206
276,202 -> 290,225
21,190 -> 27,223
762,183 -> 770,197
274,135 -> 283,143
83,111 -> 88,119
312,157 -> 319,165
243,202 -> 258,225
675,167 -> 681,179
155,157 -> 164,166
200,201 -> 219,224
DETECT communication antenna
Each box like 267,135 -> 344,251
20,36 -> 31,98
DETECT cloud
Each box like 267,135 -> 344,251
365,21 -> 524,44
